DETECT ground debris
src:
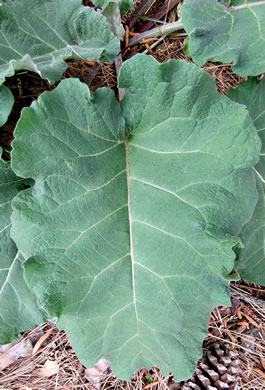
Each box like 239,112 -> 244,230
85,359 -> 110,389
0,338 -> 32,370
1,280 -> 265,389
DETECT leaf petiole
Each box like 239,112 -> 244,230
128,20 -> 184,46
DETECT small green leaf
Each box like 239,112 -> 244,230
145,375 -> 153,383
0,0 -> 120,85
0,85 -> 14,127
183,37 -> 191,58
228,77 -> 265,285
10,55 -> 260,380
181,0 -> 265,76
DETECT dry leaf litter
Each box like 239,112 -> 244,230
0,282 -> 265,389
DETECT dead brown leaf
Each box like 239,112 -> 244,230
143,380 -> 160,389
32,359 -> 59,377
84,358 -> 110,390
32,328 -> 53,356
0,338 -> 32,370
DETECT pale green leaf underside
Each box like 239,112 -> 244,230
11,55 -> 260,380
227,78 -> 265,285
102,1 -> 125,41
181,0 -> 265,76
0,0 -> 119,85
0,85 -> 14,126
0,152 -> 46,343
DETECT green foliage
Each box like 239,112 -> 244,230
181,0 -> 265,76
94,0 -> 133,13
8,55 -> 261,380
0,85 -> 14,126
0,0 -> 265,380
227,77 -> 265,285
0,0 -> 119,85
145,375 -> 153,383
0,150 -> 46,343
102,1 -> 125,41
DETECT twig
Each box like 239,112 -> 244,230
230,287 -> 265,309
128,19 -> 183,47
142,31 -> 187,55
208,332 -> 262,355
253,367 -> 265,379
125,25 -> 129,47
142,33 -> 170,54
143,380 -> 160,389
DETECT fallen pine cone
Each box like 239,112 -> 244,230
170,343 -> 241,390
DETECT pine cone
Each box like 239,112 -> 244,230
170,343 -> 241,390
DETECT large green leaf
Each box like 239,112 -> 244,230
0,85 -> 14,126
11,55 -> 260,380
0,150 -> 46,343
0,0 -> 119,85
181,0 -> 265,76
227,77 -> 265,285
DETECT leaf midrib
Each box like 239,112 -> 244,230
125,134 -> 139,323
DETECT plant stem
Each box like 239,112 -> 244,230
142,33 -> 170,54
230,0 -> 265,10
142,31 -> 187,54
230,287 -> 265,309
114,54 -> 126,101
128,19 -> 184,47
